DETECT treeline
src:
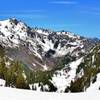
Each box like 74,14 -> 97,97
0,45 -> 57,91
0,48 -> 29,89
65,45 -> 100,92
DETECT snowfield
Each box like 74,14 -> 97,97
0,87 -> 100,100
51,57 -> 83,92
0,78 -> 100,100
0,79 -> 5,87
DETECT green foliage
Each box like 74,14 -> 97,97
70,63 -> 99,92
5,60 -> 30,89
16,72 -> 29,89
0,58 -> 7,79
5,67 -> 16,87
27,70 -> 35,84
68,44 -> 100,92
0,46 -> 7,80
0,52 -> 56,91
27,70 -> 57,92
30,70 -> 53,85
69,78 -> 84,92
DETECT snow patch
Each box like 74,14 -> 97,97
43,64 -> 48,70
51,57 -> 83,92
87,73 -> 100,92
0,79 -> 5,87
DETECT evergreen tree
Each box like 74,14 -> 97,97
0,58 -> 7,79
16,73 -> 29,89
5,68 -> 16,87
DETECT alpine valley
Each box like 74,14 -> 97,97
0,18 -> 100,93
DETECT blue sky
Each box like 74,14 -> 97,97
0,0 -> 100,38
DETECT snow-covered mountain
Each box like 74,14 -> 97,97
0,18 -> 93,70
0,18 -> 100,93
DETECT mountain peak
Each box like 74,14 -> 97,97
0,18 -> 100,93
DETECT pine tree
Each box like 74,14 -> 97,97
5,68 -> 16,87
16,73 -> 29,89
0,58 -> 7,79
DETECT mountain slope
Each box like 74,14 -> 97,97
0,18 -> 90,70
0,18 -> 100,93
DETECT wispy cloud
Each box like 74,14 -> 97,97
0,14 -> 46,20
0,10 -> 44,14
0,10 -> 46,19
49,1 -> 78,5
79,6 -> 100,16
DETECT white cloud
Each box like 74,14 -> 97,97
49,1 -> 78,5
0,10 -> 44,14
0,14 -> 46,19
0,10 -> 46,19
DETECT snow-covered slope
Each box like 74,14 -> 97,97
0,18 -> 88,70
0,18 -> 28,47
0,79 -> 5,87
0,18 -> 100,93
87,72 -> 100,92
0,87 -> 100,100
51,57 -> 83,92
